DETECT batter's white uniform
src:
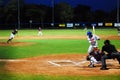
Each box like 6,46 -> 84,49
87,34 -> 100,67
87,34 -> 100,54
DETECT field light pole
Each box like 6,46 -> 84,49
117,0 -> 119,22
52,0 -> 54,27
18,0 -> 20,29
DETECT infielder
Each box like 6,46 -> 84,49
86,46 -> 104,68
87,31 -> 100,67
7,29 -> 18,43
38,27 -> 42,36
117,27 -> 120,36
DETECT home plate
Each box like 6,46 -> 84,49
48,60 -> 87,67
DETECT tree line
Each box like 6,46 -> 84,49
0,0 -> 118,29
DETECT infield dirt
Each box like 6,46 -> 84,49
1,54 -> 120,76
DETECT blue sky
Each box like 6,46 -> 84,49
25,0 -> 118,12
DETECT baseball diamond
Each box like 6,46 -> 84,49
0,0 -> 120,79
0,29 -> 120,79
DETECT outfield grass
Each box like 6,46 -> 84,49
0,28 -> 120,80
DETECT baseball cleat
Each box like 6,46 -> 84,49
100,67 -> 109,70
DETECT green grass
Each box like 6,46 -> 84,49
0,28 -> 120,80
0,29 -> 120,59
0,39 -> 89,59
0,73 -> 120,80
0,28 -> 118,36
0,39 -> 120,59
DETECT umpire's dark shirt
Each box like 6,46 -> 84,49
102,44 -> 117,54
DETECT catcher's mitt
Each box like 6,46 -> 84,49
86,55 -> 90,61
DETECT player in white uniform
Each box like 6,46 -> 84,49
87,31 -> 100,67
7,29 -> 18,43
38,27 -> 43,36
117,27 -> 120,36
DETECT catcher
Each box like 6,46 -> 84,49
86,46 -> 104,68
7,29 -> 18,43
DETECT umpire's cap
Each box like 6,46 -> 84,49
104,40 -> 110,45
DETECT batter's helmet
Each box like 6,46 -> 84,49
87,31 -> 92,36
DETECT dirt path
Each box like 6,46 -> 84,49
0,54 -> 119,76
1,35 -> 120,40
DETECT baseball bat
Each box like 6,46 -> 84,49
92,25 -> 95,34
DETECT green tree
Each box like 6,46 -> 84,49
4,0 -> 18,23
93,10 -> 108,22
3,0 -> 24,24
109,8 -> 119,22
55,2 -> 73,22
25,4 -> 47,28
0,0 -> 3,6
74,4 -> 91,22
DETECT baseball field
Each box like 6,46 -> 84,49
0,28 -> 120,80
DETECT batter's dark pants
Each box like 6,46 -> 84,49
101,52 -> 120,68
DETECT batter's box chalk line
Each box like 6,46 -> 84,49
0,59 -> 27,62
48,60 -> 87,67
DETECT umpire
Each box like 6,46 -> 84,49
100,40 -> 120,70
